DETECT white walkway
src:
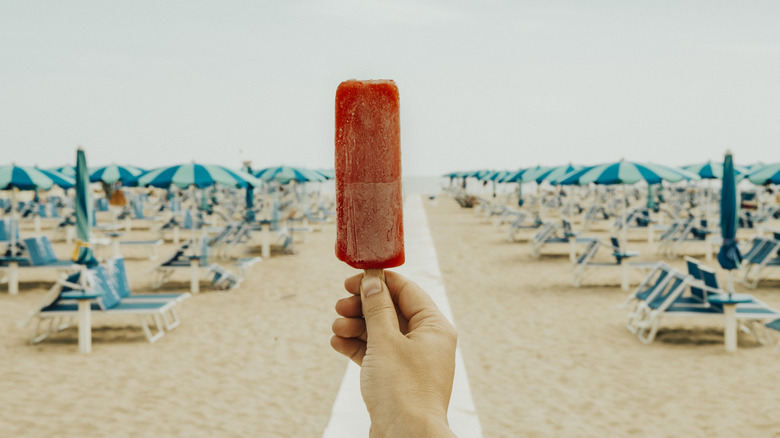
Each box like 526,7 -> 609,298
323,194 -> 482,437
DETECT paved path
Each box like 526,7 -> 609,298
323,194 -> 482,437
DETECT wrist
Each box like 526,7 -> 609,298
374,411 -> 455,438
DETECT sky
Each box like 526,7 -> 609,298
1,1 -> 779,176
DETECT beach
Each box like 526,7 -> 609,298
2,193 -> 780,437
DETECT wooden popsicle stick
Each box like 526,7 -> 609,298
361,268 -> 386,292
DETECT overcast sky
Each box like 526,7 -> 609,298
2,1 -> 778,175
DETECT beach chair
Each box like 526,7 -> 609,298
572,237 -> 658,290
1,236 -> 83,294
23,265 -> 181,345
151,239 -> 260,293
506,210 -> 542,242
766,319 -> 780,351
530,221 -> 582,259
740,237 -> 780,288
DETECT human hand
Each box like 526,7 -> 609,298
331,270 -> 458,437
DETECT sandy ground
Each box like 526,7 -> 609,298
2,196 -> 780,437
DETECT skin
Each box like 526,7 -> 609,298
331,270 -> 458,438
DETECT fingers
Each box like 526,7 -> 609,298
332,317 -> 366,341
330,335 -> 366,366
335,295 -> 362,318
344,273 -> 362,296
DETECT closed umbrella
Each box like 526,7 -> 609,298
717,151 -> 741,295
73,148 -> 98,267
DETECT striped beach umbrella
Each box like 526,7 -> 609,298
528,163 -> 583,184
717,151 -> 741,292
315,169 -> 335,180
0,165 -> 56,190
566,160 -> 699,185
136,163 -> 262,189
254,166 -> 327,184
549,165 -> 597,186
746,163 -> 780,185
49,165 -> 77,177
90,164 -> 146,185
35,168 -> 76,189
501,166 -> 549,183
73,148 -> 97,267
680,161 -> 748,180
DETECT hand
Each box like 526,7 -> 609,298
331,270 -> 458,437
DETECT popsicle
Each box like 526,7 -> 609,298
335,79 -> 404,275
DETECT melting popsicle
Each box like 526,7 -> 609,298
335,79 -> 404,272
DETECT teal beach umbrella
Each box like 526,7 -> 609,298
717,151 -> 741,291
74,148 -> 97,267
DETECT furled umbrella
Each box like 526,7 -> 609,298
717,151 -> 741,294
73,148 -> 98,268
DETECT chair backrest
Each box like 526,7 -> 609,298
647,270 -> 688,310
92,266 -> 122,310
106,257 -> 132,299
742,238 -> 766,262
576,239 -> 599,265
751,239 -> 778,265
23,237 -> 52,265
684,257 -> 707,301
132,198 -> 146,219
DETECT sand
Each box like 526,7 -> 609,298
2,196 -> 780,437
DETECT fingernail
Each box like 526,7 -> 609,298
362,275 -> 382,297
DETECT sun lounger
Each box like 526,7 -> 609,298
23,265 -> 182,345
572,237 -> 659,290
740,237 -> 780,288
0,236 -> 83,295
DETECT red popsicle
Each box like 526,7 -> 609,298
335,79 -> 404,271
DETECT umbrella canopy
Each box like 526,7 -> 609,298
717,151 -> 741,289
563,160 -> 699,185
680,161 -> 748,179
48,165 -> 76,177
136,163 -> 262,189
0,165 -> 56,190
528,163 -> 582,184
34,168 -> 76,189
315,168 -> 335,180
746,163 -> 780,185
550,165 -> 597,185
73,149 -> 97,267
90,164 -> 146,185
501,166 -> 549,183
254,166 -> 326,184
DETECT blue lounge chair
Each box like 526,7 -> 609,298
572,237 -> 659,289
24,265 -> 182,344
740,237 -> 780,288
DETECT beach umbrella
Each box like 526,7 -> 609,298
680,161 -> 748,180
34,168 -> 76,189
529,163 -> 582,184
500,166 -> 544,183
315,168 -> 335,180
49,165 -> 77,177
0,165 -> 56,191
746,163 -> 780,185
717,151 -> 741,295
254,166 -> 326,185
136,163 -> 262,189
73,148 -> 97,267
574,160 -> 699,185
550,165 -> 597,186
90,164 -> 146,185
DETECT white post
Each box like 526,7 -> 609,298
261,223 -> 271,259
78,300 -> 92,354
723,304 -> 737,353
8,261 -> 19,296
34,215 -> 41,235
173,225 -> 180,245
190,258 -> 200,294
621,263 -> 629,291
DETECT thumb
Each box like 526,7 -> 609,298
360,269 -> 400,338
